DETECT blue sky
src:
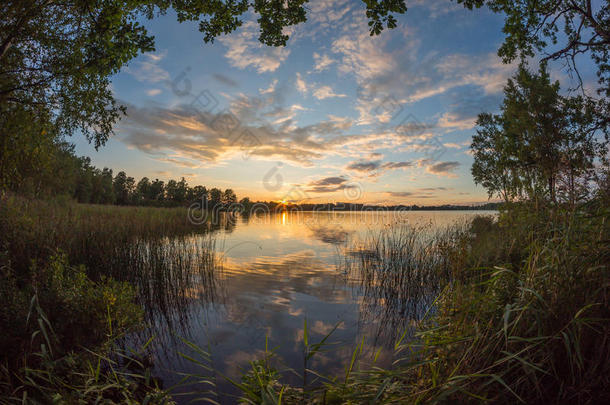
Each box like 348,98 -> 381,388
72,0 -> 598,205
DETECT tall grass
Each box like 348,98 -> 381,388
339,222 -> 469,342
325,207 -> 610,404
0,193 -> 223,402
217,208 -> 608,404
0,193 -> 209,277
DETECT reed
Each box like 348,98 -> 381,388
215,208 -> 608,404
324,207 -> 610,404
0,193 -> 223,402
339,222 -> 468,341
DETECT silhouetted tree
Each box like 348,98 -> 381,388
472,65 -> 607,206
222,188 -> 237,206
113,171 -> 135,205
149,179 -> 165,203
209,188 -> 222,208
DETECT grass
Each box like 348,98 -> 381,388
0,192 -> 223,328
325,206 -> 609,404
0,193 -> 222,403
0,192 -> 209,278
219,206 -> 609,404
339,222 -> 470,342
0,294 -> 175,404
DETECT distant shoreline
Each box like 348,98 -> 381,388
265,202 -> 501,212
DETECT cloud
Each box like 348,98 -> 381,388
212,73 -> 239,87
125,51 -> 169,83
313,52 -> 336,72
333,32 -> 396,81
158,157 -> 201,168
345,159 -> 413,177
443,141 -> 470,149
348,37 -> 515,125
305,176 -> 358,193
426,161 -> 461,177
386,191 -> 436,199
296,73 -> 308,94
117,92 -> 386,168
346,160 -> 381,172
293,0 -> 354,40
410,0 -> 463,18
437,113 -> 476,131
383,161 -> 413,169
386,186 -> 450,199
219,21 -> 290,73
260,79 -> 278,94
146,89 -> 162,96
311,176 -> 347,186
313,85 -> 347,100
296,75 -> 346,99
326,114 -> 353,130
387,191 -> 415,197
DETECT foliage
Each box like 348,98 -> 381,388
0,131 -> 243,207
0,192 -> 217,278
0,296 -> 172,404
0,253 -> 142,368
0,106 -> 78,195
398,206 -> 610,404
456,0 -> 610,98
471,64 -> 607,205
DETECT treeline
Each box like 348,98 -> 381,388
0,138 -> 245,209
74,159 -> 241,208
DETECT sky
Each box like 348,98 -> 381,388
72,0 -> 599,205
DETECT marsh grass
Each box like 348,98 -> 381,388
213,209 -> 608,404
0,193 -> 223,327
0,193 -> 224,402
324,207 -> 610,404
0,193 -> 209,278
339,222 -> 470,342
1,294 -> 220,404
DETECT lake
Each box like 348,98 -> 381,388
131,210 -> 496,403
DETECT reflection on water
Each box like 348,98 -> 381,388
130,210 -> 495,402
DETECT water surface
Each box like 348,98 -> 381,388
136,210 -> 495,402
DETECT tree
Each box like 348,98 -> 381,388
239,196 -> 253,213
149,179 -> 165,203
189,185 -> 207,203
222,188 -> 237,206
209,187 -> 222,208
165,177 -> 188,205
456,1 -> 610,98
99,168 -> 115,204
134,177 -> 151,205
472,65 -> 606,206
74,157 -> 94,203
113,171 -> 135,205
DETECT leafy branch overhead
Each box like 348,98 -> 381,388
1,0 -> 609,155
456,0 -> 610,96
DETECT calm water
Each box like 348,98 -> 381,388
133,210 -> 495,402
